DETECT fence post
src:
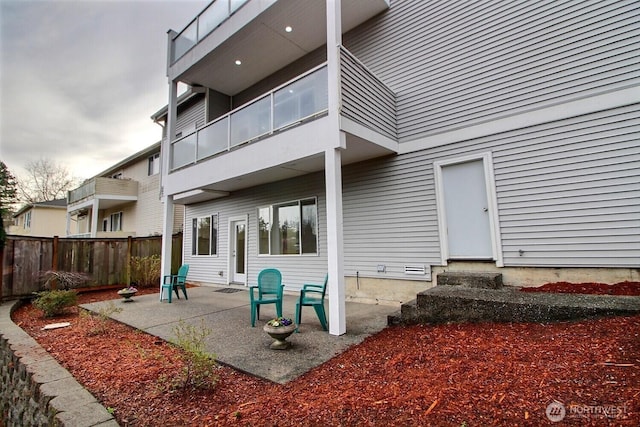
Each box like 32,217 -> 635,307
127,235 -> 133,285
51,236 -> 59,290
0,246 -> 3,302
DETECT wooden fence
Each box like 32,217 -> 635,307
0,233 -> 183,300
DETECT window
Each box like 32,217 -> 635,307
258,198 -> 318,255
23,211 -> 31,229
192,214 -> 218,255
148,153 -> 160,175
109,212 -> 122,231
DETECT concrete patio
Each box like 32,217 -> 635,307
81,286 -> 398,384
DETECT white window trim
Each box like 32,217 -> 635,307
109,212 -> 123,232
433,152 -> 504,267
227,214 -> 249,286
191,213 -> 219,256
24,211 -> 31,229
148,153 -> 160,176
257,197 -> 319,256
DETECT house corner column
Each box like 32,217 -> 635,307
325,146 -> 346,336
326,0 -> 345,336
159,72 -> 179,290
160,195 -> 175,290
90,200 -> 99,238
65,210 -> 71,236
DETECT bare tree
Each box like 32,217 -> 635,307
17,158 -> 78,203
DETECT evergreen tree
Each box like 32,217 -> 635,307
0,161 -> 18,249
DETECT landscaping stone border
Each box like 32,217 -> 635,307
0,299 -> 118,427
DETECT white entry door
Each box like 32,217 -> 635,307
440,158 -> 494,260
230,218 -> 247,284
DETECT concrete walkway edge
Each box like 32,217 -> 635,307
0,300 -> 119,427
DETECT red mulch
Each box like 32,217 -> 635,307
10,285 -> 640,426
521,281 -> 640,296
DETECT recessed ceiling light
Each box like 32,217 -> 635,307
285,26 -> 293,33
235,59 -> 242,65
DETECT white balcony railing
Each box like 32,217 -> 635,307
67,177 -> 139,206
171,65 -> 328,171
67,233 -> 92,239
171,0 -> 249,63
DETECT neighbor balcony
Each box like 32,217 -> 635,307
67,177 -> 138,211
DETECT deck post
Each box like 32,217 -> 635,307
326,0 -> 346,336
160,72 -> 179,293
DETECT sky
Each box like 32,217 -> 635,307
0,0 -> 207,181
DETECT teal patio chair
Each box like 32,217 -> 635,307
249,268 -> 284,327
160,264 -> 189,303
295,274 -> 328,332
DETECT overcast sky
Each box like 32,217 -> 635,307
0,0 -> 207,181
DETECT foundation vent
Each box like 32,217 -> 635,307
404,265 -> 426,275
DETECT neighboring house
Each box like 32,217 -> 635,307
10,199 -> 67,237
157,0 -> 640,335
66,142 -> 184,238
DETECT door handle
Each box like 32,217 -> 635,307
483,207 -> 488,212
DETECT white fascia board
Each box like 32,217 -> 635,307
399,86 -> 640,154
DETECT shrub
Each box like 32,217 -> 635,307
39,270 -> 90,290
130,255 -> 161,288
81,301 -> 122,335
169,319 -> 218,390
32,289 -> 78,317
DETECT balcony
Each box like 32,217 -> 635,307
171,0 -> 249,63
67,177 -> 138,211
171,65 -> 328,171
168,0 -> 389,96
163,45 -> 397,201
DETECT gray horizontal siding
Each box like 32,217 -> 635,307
342,152 -> 440,280
340,47 -> 397,140
488,104 -> 639,267
182,103 -> 639,287
176,98 -> 206,134
343,102 -> 639,271
344,0 -> 640,142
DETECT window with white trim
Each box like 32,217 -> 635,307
23,211 -> 31,229
148,153 -> 160,176
192,214 -> 218,256
258,198 -> 318,255
109,212 -> 123,231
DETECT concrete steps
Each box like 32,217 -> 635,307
388,272 -> 640,325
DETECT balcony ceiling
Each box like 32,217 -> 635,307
174,0 -> 389,95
